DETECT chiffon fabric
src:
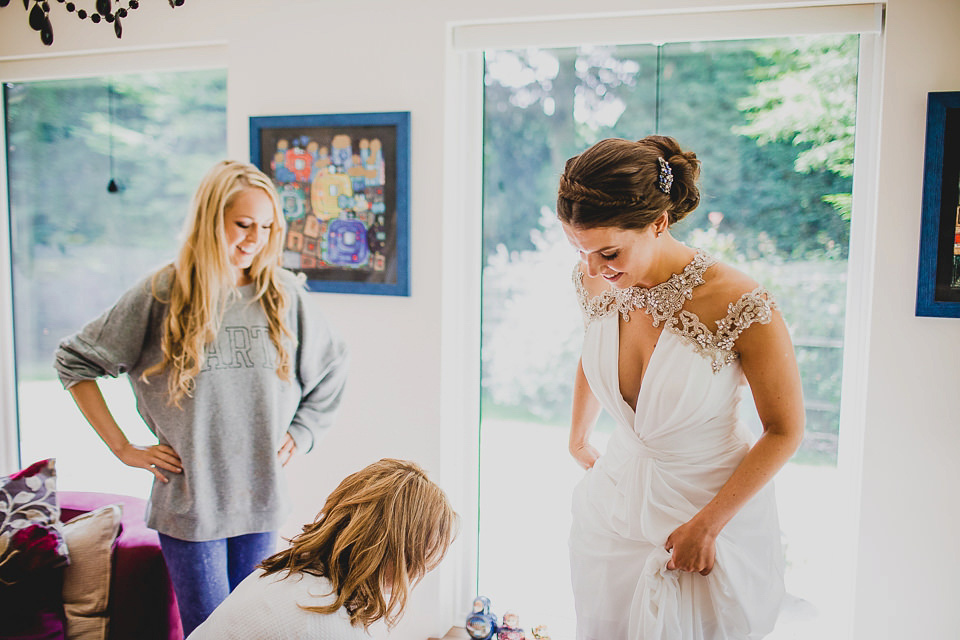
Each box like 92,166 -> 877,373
569,257 -> 786,640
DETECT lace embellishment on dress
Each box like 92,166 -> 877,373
572,251 -> 778,372
670,288 -> 778,372
572,250 -> 718,326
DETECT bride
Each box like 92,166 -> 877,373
557,136 -> 805,640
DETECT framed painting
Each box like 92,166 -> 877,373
250,111 -> 410,296
917,92 -> 960,317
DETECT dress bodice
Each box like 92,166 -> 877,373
573,248 -> 779,468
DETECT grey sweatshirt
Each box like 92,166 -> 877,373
54,268 -> 349,541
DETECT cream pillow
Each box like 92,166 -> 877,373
61,503 -> 123,640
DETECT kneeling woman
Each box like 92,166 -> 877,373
189,458 -> 460,639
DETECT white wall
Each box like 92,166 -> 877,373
2,1 -> 959,638
853,0 -> 960,638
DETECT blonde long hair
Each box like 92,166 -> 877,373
143,160 -> 293,404
259,459 -> 460,629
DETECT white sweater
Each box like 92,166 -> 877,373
188,569 -> 373,640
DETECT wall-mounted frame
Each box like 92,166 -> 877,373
250,112 -> 410,296
917,92 -> 960,317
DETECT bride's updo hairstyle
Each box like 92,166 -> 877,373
557,135 -> 701,230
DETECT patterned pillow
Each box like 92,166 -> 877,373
0,458 -> 70,585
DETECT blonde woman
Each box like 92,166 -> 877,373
187,458 -> 460,639
54,160 -> 349,634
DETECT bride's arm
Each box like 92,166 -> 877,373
570,357 -> 603,470
665,307 -> 805,574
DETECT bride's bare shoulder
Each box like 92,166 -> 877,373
708,260 -> 763,294
692,260 -> 771,321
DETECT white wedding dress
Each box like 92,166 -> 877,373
569,250 -> 786,640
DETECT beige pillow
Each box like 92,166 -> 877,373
61,503 -> 123,640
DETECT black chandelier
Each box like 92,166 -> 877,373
1,0 -> 187,46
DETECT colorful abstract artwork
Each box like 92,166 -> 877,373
250,112 -> 410,296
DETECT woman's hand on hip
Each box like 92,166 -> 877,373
277,433 -> 297,467
570,441 -> 601,470
665,518 -> 718,575
116,443 -> 182,483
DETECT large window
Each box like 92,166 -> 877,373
6,69 -> 226,494
478,35 -> 859,638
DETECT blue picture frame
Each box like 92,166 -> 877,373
916,92 -> 960,317
250,111 -> 410,296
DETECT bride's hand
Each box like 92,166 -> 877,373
665,518 -> 718,575
570,441 -> 601,470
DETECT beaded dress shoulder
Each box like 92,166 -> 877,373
572,249 -> 778,372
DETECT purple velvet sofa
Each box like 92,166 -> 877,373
59,492 -> 183,640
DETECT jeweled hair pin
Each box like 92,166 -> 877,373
657,157 -> 673,195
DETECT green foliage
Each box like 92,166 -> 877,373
483,38 -> 856,262
736,35 -> 860,219
482,49 -> 582,256
6,70 -> 227,377
6,71 -> 226,257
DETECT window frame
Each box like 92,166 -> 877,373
0,94 -> 16,475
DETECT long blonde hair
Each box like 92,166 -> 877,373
259,459 -> 460,629
143,160 -> 293,404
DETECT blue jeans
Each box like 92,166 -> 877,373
159,531 -> 277,636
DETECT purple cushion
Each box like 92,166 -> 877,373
0,459 -> 69,586
0,568 -> 67,640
